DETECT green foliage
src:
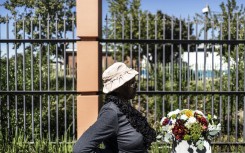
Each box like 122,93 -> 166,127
189,123 -> 202,141
0,0 -> 76,57
0,129 -> 74,153
149,142 -> 170,153
105,0 -> 194,64
0,0 -> 77,143
0,49 -> 76,142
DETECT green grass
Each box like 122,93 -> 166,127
0,130 -> 75,153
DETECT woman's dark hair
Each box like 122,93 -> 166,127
105,94 -> 156,149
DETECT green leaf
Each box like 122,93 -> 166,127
196,139 -> 204,150
164,133 -> 172,143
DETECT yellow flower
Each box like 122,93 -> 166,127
185,110 -> 193,118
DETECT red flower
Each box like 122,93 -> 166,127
197,116 -> 208,132
175,135 -> 181,140
172,120 -> 187,140
162,118 -> 170,126
199,117 -> 208,126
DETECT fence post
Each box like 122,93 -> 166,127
76,0 -> 102,138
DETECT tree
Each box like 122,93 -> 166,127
195,0 -> 245,142
0,0 -> 76,141
105,0 -> 196,127
105,0 -> 194,66
0,0 -> 76,57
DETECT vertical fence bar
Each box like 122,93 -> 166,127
63,15 -> 67,139
178,16 -> 182,109
170,16 -> 174,110
38,14 -> 42,140
6,15 -> 10,137
55,13 -> 59,141
105,15 -> 108,68
146,14 -> 149,119
154,15 -> 157,122
211,18 -> 214,116
187,16 -> 190,108
203,15 -> 207,114
235,14 -> 239,151
113,14 -> 116,62
138,14 -> 141,111
122,14 -> 125,62
146,14 -> 149,92
195,16 -> 198,109
72,13 -> 76,141
130,14 -> 133,68
14,16 -> 18,134
162,15 -> 166,116
47,14 -> 51,141
30,15 -> 34,141
31,15 -> 34,142
219,20 -> 223,146
227,15 -> 231,142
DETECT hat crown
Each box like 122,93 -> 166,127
102,62 -> 138,93
102,62 -> 129,82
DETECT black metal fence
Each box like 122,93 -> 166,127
101,13 -> 245,151
0,14 -> 77,143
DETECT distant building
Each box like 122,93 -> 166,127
66,48 -> 77,76
182,44 -> 233,79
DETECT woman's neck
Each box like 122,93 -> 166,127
107,92 -> 129,101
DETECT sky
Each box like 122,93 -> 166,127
0,0 -> 245,19
102,0 -> 245,20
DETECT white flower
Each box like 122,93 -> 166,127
195,110 -> 205,116
167,109 -> 180,118
171,119 -> 176,125
162,124 -> 169,131
162,124 -> 174,133
208,123 -> 221,136
188,116 -> 197,124
184,117 -> 197,129
184,123 -> 191,129
180,114 -> 188,121
213,115 -> 217,119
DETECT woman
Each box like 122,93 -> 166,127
73,62 -> 156,153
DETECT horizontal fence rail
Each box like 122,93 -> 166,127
100,39 -> 245,44
0,14 -> 77,144
101,13 -> 245,152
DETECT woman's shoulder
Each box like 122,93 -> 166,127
101,102 -> 119,113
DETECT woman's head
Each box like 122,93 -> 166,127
102,62 -> 138,99
114,77 -> 137,99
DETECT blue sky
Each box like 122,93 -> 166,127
102,0 -> 245,20
1,0 -> 245,21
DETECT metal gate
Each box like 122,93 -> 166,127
100,13 -> 245,152
0,14 -> 77,143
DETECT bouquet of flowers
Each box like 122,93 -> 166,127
158,109 -> 221,150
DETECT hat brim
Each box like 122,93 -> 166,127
103,69 -> 138,94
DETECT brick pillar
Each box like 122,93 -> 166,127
76,0 -> 102,138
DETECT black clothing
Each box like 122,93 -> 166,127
73,101 -> 147,153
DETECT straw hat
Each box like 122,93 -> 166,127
102,62 -> 138,94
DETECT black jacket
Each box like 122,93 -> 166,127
73,101 -> 147,153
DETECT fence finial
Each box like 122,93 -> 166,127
47,14 -> 50,21
154,15 -> 158,21
121,14 -> 125,26
6,14 -> 9,22
138,13 -> 141,20
55,13 -> 58,21
38,14 -> 42,20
